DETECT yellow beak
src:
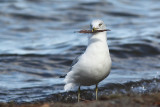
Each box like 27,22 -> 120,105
92,27 -> 97,32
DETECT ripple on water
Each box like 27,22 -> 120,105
0,0 -> 160,103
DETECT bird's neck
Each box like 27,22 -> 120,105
85,31 -> 110,61
88,32 -> 107,45
87,31 -> 110,55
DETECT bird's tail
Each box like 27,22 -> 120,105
64,83 -> 75,91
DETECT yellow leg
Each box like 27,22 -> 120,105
96,84 -> 98,100
78,86 -> 80,102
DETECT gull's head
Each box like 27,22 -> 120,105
90,19 -> 106,32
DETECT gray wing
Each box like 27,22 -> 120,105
69,55 -> 81,71
59,55 -> 81,78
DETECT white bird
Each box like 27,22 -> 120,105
64,19 -> 112,102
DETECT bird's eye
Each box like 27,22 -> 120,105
99,23 -> 102,26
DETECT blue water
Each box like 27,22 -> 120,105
0,0 -> 160,103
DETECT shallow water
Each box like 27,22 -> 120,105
0,0 -> 160,103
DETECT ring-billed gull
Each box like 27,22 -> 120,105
64,19 -> 112,102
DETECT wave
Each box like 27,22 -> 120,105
110,43 -> 160,57
0,41 -> 159,58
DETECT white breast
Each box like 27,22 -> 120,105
65,32 -> 112,87
72,38 -> 112,86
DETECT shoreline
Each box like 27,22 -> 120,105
1,92 -> 160,107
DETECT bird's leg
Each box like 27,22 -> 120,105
78,86 -> 81,102
95,84 -> 98,100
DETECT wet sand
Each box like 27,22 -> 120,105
1,92 -> 160,107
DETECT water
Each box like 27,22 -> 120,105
0,0 -> 160,103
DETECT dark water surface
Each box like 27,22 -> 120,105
0,0 -> 160,103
